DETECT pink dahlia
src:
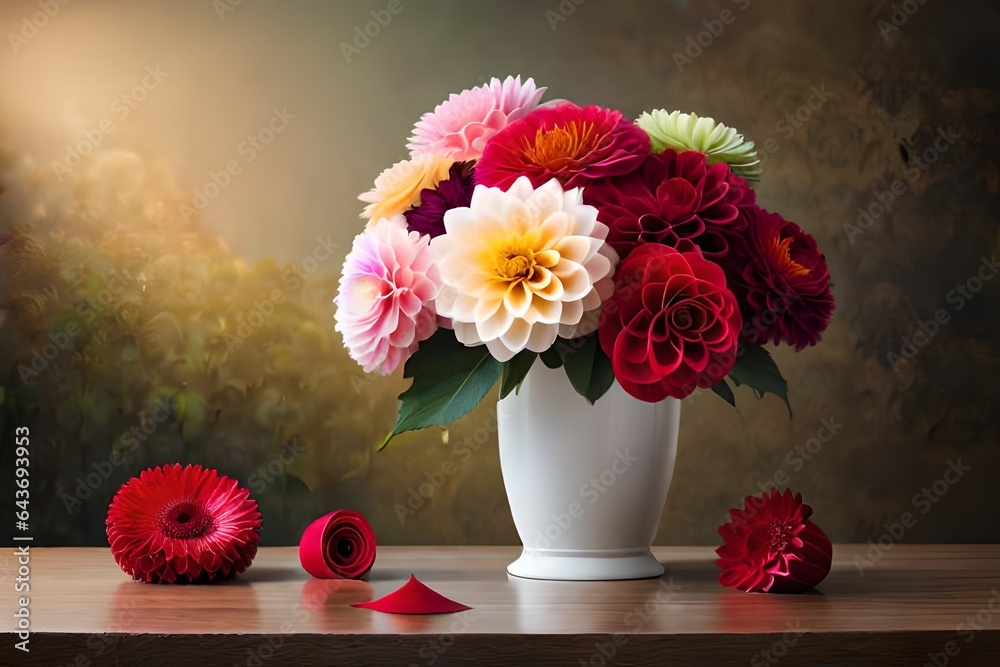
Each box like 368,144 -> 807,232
730,206 -> 834,350
584,149 -> 755,261
716,488 -> 833,593
106,464 -> 261,584
475,103 -> 650,191
334,217 -> 441,375
407,75 -> 546,161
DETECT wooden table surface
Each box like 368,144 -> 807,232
2,545 -> 999,665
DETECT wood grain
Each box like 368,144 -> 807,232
2,545 -> 999,665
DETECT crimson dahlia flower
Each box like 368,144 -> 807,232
583,149 -> 755,261
598,243 -> 741,401
475,103 -> 650,190
730,206 -> 834,350
716,488 -> 832,593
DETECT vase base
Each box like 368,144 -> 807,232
506,548 -> 665,581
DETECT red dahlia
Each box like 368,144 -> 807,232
475,103 -> 650,190
584,149 -> 755,261
716,488 -> 832,593
598,243 -> 741,401
107,464 -> 262,584
730,206 -> 834,350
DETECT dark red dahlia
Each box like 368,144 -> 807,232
107,464 -> 262,584
729,206 -> 834,350
475,103 -> 650,190
404,161 -> 475,238
598,243 -> 741,401
716,488 -> 832,593
583,149 -> 755,261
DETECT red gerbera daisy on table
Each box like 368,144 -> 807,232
716,488 -> 832,593
475,103 -> 650,190
107,464 -> 262,584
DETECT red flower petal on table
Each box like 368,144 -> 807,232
351,575 -> 472,614
475,103 -> 650,190
299,509 -> 377,580
716,488 -> 833,593
106,464 -> 261,584
584,149 -> 755,261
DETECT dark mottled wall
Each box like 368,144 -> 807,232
0,0 -> 997,546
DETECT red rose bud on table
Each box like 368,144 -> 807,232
716,488 -> 833,593
106,464 -> 261,584
352,575 -> 471,614
299,509 -> 377,580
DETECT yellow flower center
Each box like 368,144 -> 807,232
521,122 -> 597,170
497,245 -> 535,281
772,236 -> 810,278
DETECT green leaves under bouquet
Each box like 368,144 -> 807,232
713,345 -> 792,416
379,330 -> 501,450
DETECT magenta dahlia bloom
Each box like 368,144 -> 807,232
106,464 -> 261,584
475,103 -> 650,191
583,149 -> 755,261
407,75 -> 546,161
716,488 -> 833,593
403,161 -> 475,238
730,206 -> 834,350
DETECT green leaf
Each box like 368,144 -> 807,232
539,347 -> 563,369
558,333 -> 616,405
499,350 -> 536,400
586,345 -> 616,404
728,345 -> 791,416
710,378 -> 736,408
379,330 -> 501,450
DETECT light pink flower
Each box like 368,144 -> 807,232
334,217 -> 441,375
407,75 -> 546,161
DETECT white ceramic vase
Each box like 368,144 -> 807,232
497,362 -> 681,581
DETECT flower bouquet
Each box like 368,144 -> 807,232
335,75 -> 834,448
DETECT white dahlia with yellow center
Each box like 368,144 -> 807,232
431,177 -> 617,362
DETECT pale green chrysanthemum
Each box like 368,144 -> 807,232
635,109 -> 761,183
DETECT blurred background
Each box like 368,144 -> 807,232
0,0 -> 997,546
